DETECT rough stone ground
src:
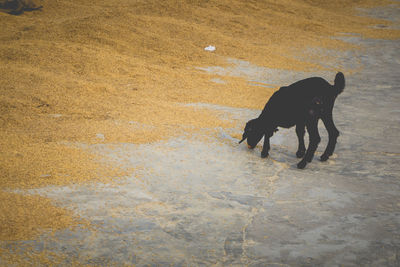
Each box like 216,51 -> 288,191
2,7 -> 400,267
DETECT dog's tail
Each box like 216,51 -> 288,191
333,72 -> 345,95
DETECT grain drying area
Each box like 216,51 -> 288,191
1,0 -> 400,265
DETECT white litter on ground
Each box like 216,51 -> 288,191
204,45 -> 216,52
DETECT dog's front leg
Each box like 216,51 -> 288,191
295,123 -> 306,158
261,135 -> 270,158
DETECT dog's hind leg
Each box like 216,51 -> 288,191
295,123 -> 306,158
297,118 -> 320,169
320,113 -> 339,161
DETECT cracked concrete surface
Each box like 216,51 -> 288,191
2,8 -> 400,267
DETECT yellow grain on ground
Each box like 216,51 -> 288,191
0,0 -> 399,250
0,191 -> 86,241
0,245 -> 87,266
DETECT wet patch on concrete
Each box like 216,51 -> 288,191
13,132 -> 289,265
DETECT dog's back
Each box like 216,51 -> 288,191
262,73 -> 344,127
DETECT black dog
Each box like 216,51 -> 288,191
239,72 -> 345,169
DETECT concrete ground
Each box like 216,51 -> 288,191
3,7 -> 400,267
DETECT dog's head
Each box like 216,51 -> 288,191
239,118 -> 264,149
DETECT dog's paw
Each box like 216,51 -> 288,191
297,160 -> 307,169
296,150 -> 305,158
320,154 -> 329,162
261,150 -> 269,158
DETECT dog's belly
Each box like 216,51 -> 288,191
277,120 -> 296,128
274,112 -> 298,128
